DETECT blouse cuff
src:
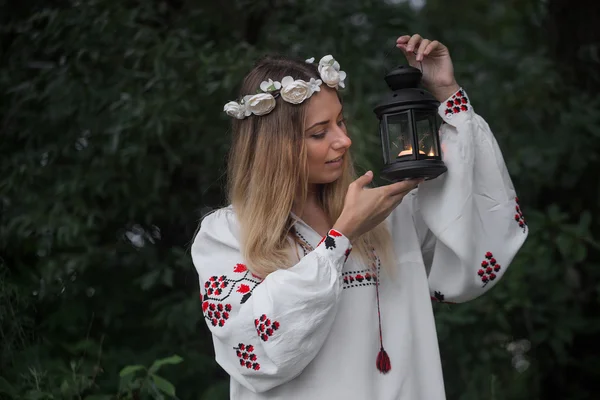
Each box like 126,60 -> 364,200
315,229 -> 353,265
437,87 -> 473,126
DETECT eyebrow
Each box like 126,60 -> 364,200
305,110 -> 344,132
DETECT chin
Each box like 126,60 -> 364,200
310,171 -> 344,185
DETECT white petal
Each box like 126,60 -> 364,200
305,57 -> 315,63
338,70 -> 346,80
332,61 -> 340,70
273,81 -> 281,90
259,81 -> 270,92
319,55 -> 334,65
338,80 -> 345,89
281,76 -> 294,87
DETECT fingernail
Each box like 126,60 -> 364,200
406,46 -> 413,51
365,171 -> 373,177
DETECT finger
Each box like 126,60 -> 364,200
405,34 -> 422,53
396,35 -> 411,45
416,39 -> 431,62
351,170 -> 374,190
384,179 -> 422,197
423,40 -> 440,57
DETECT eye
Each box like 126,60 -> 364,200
337,118 -> 346,127
311,132 -> 326,139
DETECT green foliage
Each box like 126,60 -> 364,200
1,0 -> 598,399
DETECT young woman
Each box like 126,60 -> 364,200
192,34 -> 527,399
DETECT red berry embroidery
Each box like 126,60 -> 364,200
478,252 -> 501,287
234,344 -> 260,371
203,301 -> 232,327
255,314 -> 280,341
514,197 -> 527,232
444,89 -> 470,118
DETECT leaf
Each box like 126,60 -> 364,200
240,293 -> 252,304
149,354 -> 184,374
119,365 -> 146,377
84,396 -> 114,400
151,374 -> 176,397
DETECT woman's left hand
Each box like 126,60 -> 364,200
396,34 -> 460,102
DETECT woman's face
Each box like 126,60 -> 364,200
303,87 -> 352,185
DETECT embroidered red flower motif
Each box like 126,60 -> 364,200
317,236 -> 326,247
329,229 -> 342,237
237,284 -> 251,294
234,263 -> 247,273
255,314 -> 280,341
443,88 -> 470,118
234,343 -> 260,371
203,301 -> 232,327
478,252 -> 501,287
514,197 -> 527,232
344,248 -> 352,262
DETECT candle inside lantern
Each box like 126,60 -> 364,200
398,145 -> 426,157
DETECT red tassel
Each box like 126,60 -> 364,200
376,347 -> 391,374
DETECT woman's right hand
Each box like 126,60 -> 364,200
333,171 -> 421,241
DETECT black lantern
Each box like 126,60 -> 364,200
373,65 -> 447,182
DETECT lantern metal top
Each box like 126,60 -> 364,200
373,66 -> 439,118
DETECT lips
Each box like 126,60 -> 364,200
326,155 -> 344,164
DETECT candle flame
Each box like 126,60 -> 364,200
398,144 -> 427,157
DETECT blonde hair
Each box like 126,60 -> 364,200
226,55 -> 393,278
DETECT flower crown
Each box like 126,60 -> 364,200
223,55 -> 346,120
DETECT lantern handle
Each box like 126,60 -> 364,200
382,43 -> 424,76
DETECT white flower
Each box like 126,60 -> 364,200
259,79 -> 281,92
305,57 -> 315,64
223,101 -> 246,119
308,78 -> 322,93
280,76 -> 313,104
245,93 -> 276,115
318,65 -> 347,89
319,55 -> 340,71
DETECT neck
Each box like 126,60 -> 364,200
293,184 -> 320,217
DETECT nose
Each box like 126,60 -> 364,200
332,126 -> 352,150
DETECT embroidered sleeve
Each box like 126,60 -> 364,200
191,208 -> 352,393
410,88 -> 527,303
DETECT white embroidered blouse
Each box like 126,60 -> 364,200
191,89 -> 528,399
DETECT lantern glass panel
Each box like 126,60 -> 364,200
386,112 -> 414,161
414,110 -> 438,158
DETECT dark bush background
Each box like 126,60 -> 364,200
1,0 -> 599,399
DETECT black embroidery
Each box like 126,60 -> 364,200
324,235 -> 336,249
